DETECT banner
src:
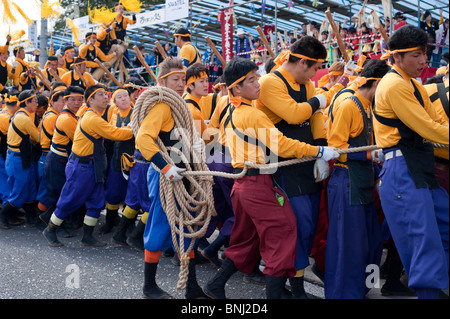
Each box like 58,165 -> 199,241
128,9 -> 165,30
220,8 -> 234,62
165,0 -> 189,22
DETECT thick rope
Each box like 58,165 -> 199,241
131,86 -> 216,290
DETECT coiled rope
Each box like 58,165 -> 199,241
130,86 -> 216,290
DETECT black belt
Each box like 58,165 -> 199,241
70,153 -> 93,164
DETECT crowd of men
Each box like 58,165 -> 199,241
0,2 -> 449,300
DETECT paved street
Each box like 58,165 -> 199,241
0,212 -> 436,302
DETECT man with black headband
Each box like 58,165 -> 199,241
0,90 -> 39,229
174,27 -> 201,68
374,25 -> 449,299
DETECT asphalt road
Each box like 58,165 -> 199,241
0,215 -> 273,300
0,212 -> 435,303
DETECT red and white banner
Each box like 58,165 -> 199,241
220,8 -> 234,62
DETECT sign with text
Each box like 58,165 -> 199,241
128,9 -> 165,30
165,0 -> 189,22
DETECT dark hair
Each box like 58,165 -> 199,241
37,94 -> 49,108
265,57 -> 276,74
84,84 -> 106,106
47,55 -> 58,62
175,27 -> 191,42
13,46 -> 23,57
185,62 -> 209,93
387,25 -> 428,55
74,57 -> 86,65
359,59 -> 390,89
18,90 -> 36,108
64,85 -> 85,97
423,10 -> 431,20
64,45 -> 74,53
289,36 -> 327,67
223,58 -> 258,94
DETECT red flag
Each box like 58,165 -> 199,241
220,8 -> 234,62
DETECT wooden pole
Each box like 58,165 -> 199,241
256,26 -> 275,58
132,46 -> 157,82
155,41 -> 168,60
94,58 -> 121,87
277,31 -> 286,49
371,9 -> 389,44
32,66 -> 52,90
325,10 -> 350,62
47,68 -> 63,83
205,36 -> 227,67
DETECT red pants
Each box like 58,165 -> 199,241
225,174 -> 297,277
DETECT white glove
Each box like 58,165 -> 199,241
315,94 -> 327,109
163,164 -> 185,182
370,149 -> 385,162
343,60 -> 358,76
193,137 -> 206,154
317,146 -> 340,162
314,159 -> 330,182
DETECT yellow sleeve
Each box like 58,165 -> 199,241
78,44 -> 89,58
187,103 -> 207,138
91,113 -> 133,141
391,80 -> 449,144
96,46 -> 115,62
83,73 -> 96,86
327,99 -> 363,162
256,74 -> 316,125
59,115 -> 77,141
22,115 -> 40,143
60,71 -> 71,86
123,16 -> 136,28
96,27 -> 107,41
310,111 -> 327,140
135,102 -> 174,161
13,62 -> 22,86
179,44 -> 196,66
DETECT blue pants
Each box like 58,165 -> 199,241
379,152 -> 449,290
124,151 -> 150,212
288,192 -> 321,271
0,156 -> 11,205
44,151 -> 68,207
36,152 -> 49,207
54,158 -> 105,222
5,150 -> 36,208
324,167 -> 383,299
105,158 -> 128,206
206,148 -> 235,237
143,165 -> 197,253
